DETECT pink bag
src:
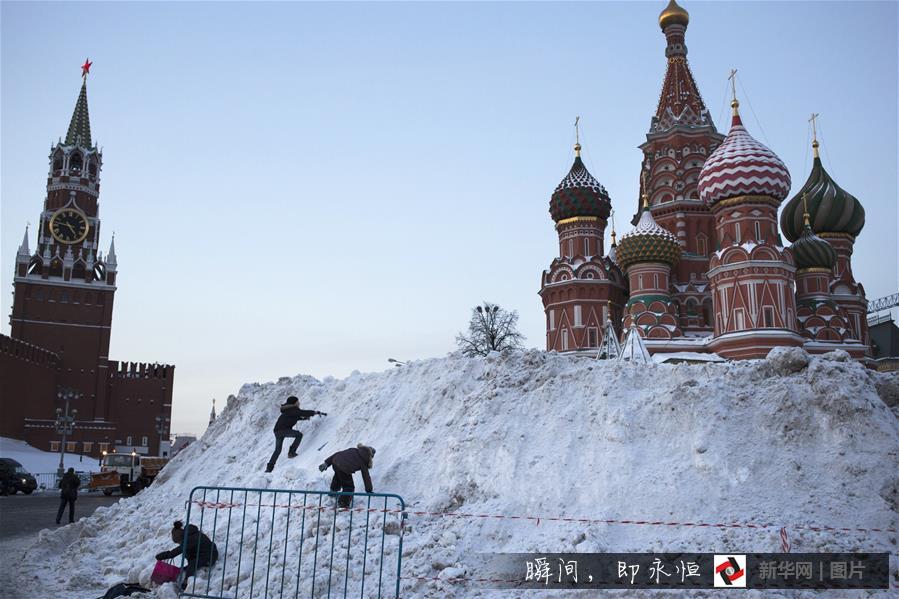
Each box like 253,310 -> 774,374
151,560 -> 181,585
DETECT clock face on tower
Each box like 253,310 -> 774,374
49,208 -> 89,244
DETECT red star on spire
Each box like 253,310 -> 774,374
81,58 -> 92,78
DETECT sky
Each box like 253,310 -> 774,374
2,1 -> 897,435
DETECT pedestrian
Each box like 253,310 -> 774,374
318,444 -> 376,508
155,520 -> 219,591
56,467 -> 80,524
265,395 -> 326,472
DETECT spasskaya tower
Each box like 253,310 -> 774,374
2,61 -> 175,458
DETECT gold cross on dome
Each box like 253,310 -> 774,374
809,112 -> 819,142
574,116 -> 580,145
727,69 -> 738,102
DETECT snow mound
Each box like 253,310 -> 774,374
14,350 -> 899,597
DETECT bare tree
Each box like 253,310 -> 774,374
456,302 -> 525,357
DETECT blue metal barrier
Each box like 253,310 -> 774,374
179,486 -> 406,599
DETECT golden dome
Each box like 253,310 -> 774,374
659,0 -> 689,29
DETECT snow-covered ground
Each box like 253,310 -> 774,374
10,348 -> 899,597
0,436 -> 97,477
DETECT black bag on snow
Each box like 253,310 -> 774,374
97,582 -> 151,599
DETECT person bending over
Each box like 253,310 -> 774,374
319,444 -> 376,508
155,520 -> 219,590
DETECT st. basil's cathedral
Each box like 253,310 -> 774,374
540,0 -> 869,361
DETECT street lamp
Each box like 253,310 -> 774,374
387,358 -> 406,367
55,387 -> 81,478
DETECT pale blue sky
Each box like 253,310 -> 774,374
2,1 -> 897,434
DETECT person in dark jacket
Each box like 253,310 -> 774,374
318,444 -> 376,508
155,520 -> 219,590
265,395 -> 326,472
56,467 -> 80,524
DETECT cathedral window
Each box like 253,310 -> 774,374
587,328 -> 598,347
697,235 -> 708,256
734,309 -> 746,330
548,310 -> 555,331
755,221 -> 762,242
763,306 -> 775,327
561,329 -> 569,350
734,224 -> 741,243
584,238 -> 590,256
574,305 -> 583,327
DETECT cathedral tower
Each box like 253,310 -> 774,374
540,141 -> 626,352
634,0 -> 724,335
699,95 -> 804,359
780,130 -> 869,350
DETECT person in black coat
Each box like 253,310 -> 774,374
318,444 -> 376,508
265,395 -> 326,472
56,467 -> 80,524
155,520 -> 219,590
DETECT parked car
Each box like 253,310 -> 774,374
0,458 -> 37,495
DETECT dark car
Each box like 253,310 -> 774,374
0,458 -> 38,495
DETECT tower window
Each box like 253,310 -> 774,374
697,235 -> 708,256
69,152 -> 83,174
548,309 -> 555,331
735,224 -> 741,243
52,152 -> 63,173
126,436 -> 133,446
584,238 -> 590,256
755,221 -> 762,242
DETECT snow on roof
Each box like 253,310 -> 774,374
652,351 -> 726,364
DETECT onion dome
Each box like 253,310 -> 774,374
698,102 -> 791,206
550,144 -> 612,222
792,220 -> 837,270
659,0 -> 689,29
780,145 -> 864,242
616,199 -> 681,269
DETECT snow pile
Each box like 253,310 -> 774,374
12,349 -> 899,597
0,436 -> 95,476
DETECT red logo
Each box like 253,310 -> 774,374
714,555 -> 746,587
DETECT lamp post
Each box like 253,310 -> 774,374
387,358 -> 407,367
55,387 -> 81,478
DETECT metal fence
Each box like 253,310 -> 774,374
180,486 -> 406,599
33,471 -> 95,491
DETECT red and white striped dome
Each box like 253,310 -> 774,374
698,113 -> 791,205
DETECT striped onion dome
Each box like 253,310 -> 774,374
791,220 -> 837,270
780,154 -> 864,242
698,112 -> 791,206
550,148 -> 612,222
616,205 -> 681,269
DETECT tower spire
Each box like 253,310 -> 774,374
65,60 -> 93,147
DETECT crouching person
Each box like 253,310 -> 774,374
155,520 -> 219,590
319,444 -> 376,508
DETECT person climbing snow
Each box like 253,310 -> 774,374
318,444 -> 376,508
265,395 -> 326,472
56,467 -> 80,524
155,520 -> 219,591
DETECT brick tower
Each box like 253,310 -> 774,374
540,140 -> 626,352
699,95 -> 804,359
634,0 -> 724,334
2,62 -> 174,457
